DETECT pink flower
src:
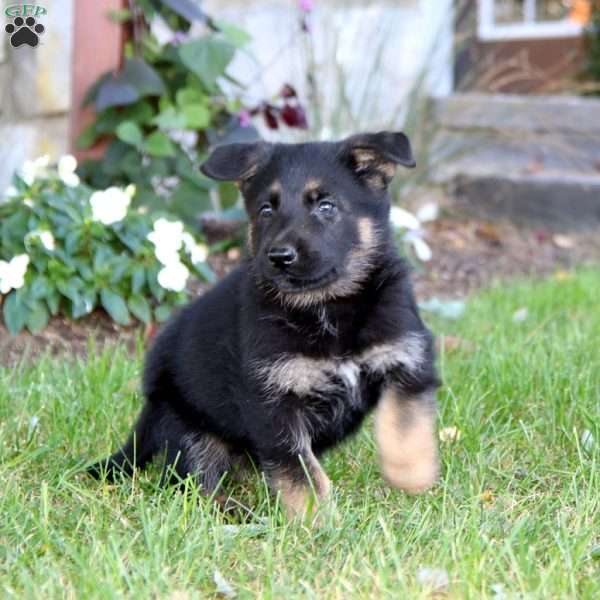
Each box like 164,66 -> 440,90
299,0 -> 314,12
238,110 -> 252,128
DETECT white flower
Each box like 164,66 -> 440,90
157,260 -> 189,292
405,231 -> 433,262
125,184 -> 136,198
182,232 -> 209,264
0,254 -> 30,294
89,186 -> 131,225
27,229 -> 55,251
5,185 -> 18,198
21,155 -> 50,185
390,207 -> 420,230
147,218 -> 185,265
416,202 -> 439,223
390,203 -> 438,263
23,198 -> 34,208
58,154 -> 80,187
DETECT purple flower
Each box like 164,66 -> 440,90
238,109 -> 252,128
299,0 -> 314,12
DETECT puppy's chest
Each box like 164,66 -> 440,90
254,333 -> 425,404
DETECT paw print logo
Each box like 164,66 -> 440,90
5,16 -> 45,48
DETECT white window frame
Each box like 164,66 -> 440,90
478,0 -> 584,41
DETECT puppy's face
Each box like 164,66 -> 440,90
201,132 -> 415,304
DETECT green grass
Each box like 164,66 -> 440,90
1,270 -> 599,599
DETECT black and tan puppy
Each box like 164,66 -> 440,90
89,132 -> 440,518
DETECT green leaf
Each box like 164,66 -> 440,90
77,123 -> 99,149
3,292 -> 27,334
161,0 -> 208,23
182,104 -> 210,128
107,8 -> 132,23
116,121 -> 144,148
26,301 -> 49,333
122,58 -> 166,96
178,38 -> 236,90
46,292 -> 60,316
144,131 -> 176,157
96,79 -> 140,111
176,87 -> 205,107
194,261 -> 217,284
131,266 -> 146,294
100,289 -> 131,326
152,106 -> 187,130
215,20 -> 252,47
128,295 -> 152,324
29,277 -> 51,300
154,304 -> 172,322
170,180 -> 213,222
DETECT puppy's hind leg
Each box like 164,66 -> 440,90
88,403 -> 157,481
159,430 -> 233,497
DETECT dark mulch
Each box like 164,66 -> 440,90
1,220 -> 598,366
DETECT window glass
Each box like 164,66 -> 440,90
536,0 -> 570,21
494,0 -> 524,23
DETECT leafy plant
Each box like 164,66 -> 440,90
78,0 -> 307,227
0,155 -> 214,335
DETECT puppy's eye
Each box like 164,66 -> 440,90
259,204 -> 273,218
317,199 -> 335,215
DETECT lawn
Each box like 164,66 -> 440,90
1,270 -> 599,599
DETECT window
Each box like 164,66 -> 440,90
478,0 -> 590,40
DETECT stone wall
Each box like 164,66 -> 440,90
0,0 -> 73,193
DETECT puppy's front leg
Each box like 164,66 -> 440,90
374,386 -> 439,494
263,447 -> 331,519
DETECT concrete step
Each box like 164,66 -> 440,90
449,172 -> 600,231
429,94 -> 600,230
432,93 -> 600,136
430,130 -> 600,183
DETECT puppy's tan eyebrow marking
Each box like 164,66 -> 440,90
304,178 -> 322,193
269,180 -> 282,195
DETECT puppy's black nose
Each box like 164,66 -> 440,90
268,246 -> 298,268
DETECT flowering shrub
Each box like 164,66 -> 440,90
0,155 -> 213,335
78,1 -> 308,225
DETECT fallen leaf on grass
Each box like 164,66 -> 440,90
581,429 -> 595,454
512,307 -> 528,323
169,592 -> 190,600
480,489 -> 494,506
214,569 -> 236,598
416,566 -> 449,594
439,426 -> 461,443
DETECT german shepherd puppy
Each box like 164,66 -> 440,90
89,132 -> 440,518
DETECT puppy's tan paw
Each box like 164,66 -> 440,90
380,456 -> 439,494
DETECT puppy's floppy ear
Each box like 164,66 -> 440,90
340,131 -> 416,189
200,142 -> 273,182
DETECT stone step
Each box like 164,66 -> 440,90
430,93 -> 600,230
432,93 -> 600,136
448,172 -> 600,231
429,130 -> 600,183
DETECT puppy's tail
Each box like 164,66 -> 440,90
87,404 -> 156,482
